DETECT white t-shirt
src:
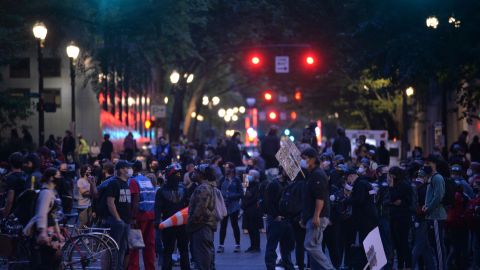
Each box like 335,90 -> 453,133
77,177 -> 91,208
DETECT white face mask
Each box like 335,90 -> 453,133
467,169 -> 473,177
322,161 -> 331,168
127,168 -> 133,178
300,159 -> 308,169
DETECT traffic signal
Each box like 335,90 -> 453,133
290,111 -> 297,120
301,52 -> 318,70
248,53 -> 263,68
144,119 -> 152,129
268,111 -> 277,121
305,56 -> 315,65
264,91 -> 273,102
294,90 -> 302,102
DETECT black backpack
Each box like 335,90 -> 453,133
441,175 -> 456,208
13,189 -> 42,226
278,180 -> 305,218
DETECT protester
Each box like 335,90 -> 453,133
377,140 -> 390,166
89,140 -> 101,162
128,161 -> 156,270
106,160 -> 132,270
261,127 -> 280,169
470,136 -> 480,162
1,152 -> 26,218
23,167 -> 64,270
77,135 -> 90,165
156,137 -> 172,170
154,163 -> 189,270
332,127 -> 351,161
299,147 -> 335,270
217,162 -> 243,253
77,164 -> 97,227
123,132 -> 137,161
24,153 -> 42,190
100,133 -> 114,160
241,169 -> 261,253
187,164 -> 217,270
62,130 -> 76,158
225,132 -> 243,167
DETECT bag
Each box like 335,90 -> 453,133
213,188 -> 227,221
442,176 -> 456,207
278,180 -> 305,218
128,229 -> 145,249
13,189 -> 40,226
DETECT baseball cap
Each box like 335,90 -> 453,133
451,164 -> 462,173
334,154 -> 345,162
115,160 -> 133,171
301,147 -> 318,160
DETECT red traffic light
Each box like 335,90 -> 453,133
291,111 -> 297,120
294,90 -> 302,101
306,56 -> 315,65
268,111 -> 277,121
264,91 -> 273,101
251,56 -> 260,65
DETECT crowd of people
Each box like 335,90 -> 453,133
0,126 -> 480,270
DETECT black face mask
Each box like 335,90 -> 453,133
423,166 -> 433,175
23,166 -> 33,173
53,176 -> 63,185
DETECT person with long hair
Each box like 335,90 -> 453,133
23,167 -> 64,270
388,166 -> 413,269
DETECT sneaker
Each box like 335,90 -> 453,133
233,245 -> 241,253
243,229 -> 249,234
217,245 -> 224,253
250,247 -> 261,253
244,247 -> 253,253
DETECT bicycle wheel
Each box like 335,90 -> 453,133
87,233 -> 118,270
62,234 -> 113,270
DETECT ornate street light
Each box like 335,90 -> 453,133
33,22 -> 47,145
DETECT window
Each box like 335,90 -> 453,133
9,58 -> 30,78
8,88 -> 30,98
43,88 -> 61,108
42,58 -> 61,77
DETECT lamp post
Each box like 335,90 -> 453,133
401,87 -> 414,160
33,22 -> 47,146
169,71 -> 193,142
66,42 -> 80,135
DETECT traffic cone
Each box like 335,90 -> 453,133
158,207 -> 189,230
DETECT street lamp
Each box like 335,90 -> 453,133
426,16 -> 439,29
170,71 -> 180,84
218,108 -> 226,117
66,42 -> 80,135
401,86 -> 415,159
33,22 -> 47,145
212,96 -> 220,106
186,73 -> 194,84
406,86 -> 414,97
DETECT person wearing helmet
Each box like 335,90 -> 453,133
155,163 -> 189,270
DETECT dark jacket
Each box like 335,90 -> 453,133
62,135 -> 76,156
154,183 -> 188,226
226,139 -> 242,166
219,176 -> 243,214
263,178 -> 283,218
346,176 -> 378,232
261,135 -> 280,169
242,181 -> 260,228
100,140 -> 114,160
377,146 -> 390,166
389,180 -> 413,219
332,135 -> 351,160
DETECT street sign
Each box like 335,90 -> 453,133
151,105 -> 167,118
275,56 -> 289,73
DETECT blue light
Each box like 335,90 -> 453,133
284,129 -> 291,136
289,136 -> 295,142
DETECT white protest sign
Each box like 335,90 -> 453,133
275,138 -> 303,180
362,227 -> 387,270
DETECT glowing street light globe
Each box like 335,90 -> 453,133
406,86 -> 414,97
32,22 -> 47,40
66,42 -> 80,60
232,115 -> 239,122
170,71 -> 180,84
186,73 -> 194,84
239,106 -> 246,114
426,16 -> 439,29
212,96 -> 220,106
218,108 -> 226,118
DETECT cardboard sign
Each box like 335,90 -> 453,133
275,138 -> 302,180
362,227 -> 387,270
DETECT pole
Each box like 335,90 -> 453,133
37,39 -> 45,146
70,57 -> 76,135
401,91 -> 408,160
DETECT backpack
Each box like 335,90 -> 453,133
442,176 -> 457,208
13,189 -> 40,226
213,188 -> 227,222
278,180 -> 305,218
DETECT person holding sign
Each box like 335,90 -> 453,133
299,147 -> 335,270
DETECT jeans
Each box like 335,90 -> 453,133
219,211 -> 240,245
264,216 -> 294,270
127,219 -> 156,270
190,225 -> 214,270
78,206 -> 92,227
322,219 -> 342,268
162,225 -> 190,270
427,219 -> 446,270
446,227 -> 469,269
108,217 -> 130,270
378,217 -> 393,268
304,218 -> 334,270
412,221 -> 435,270
155,228 -> 164,267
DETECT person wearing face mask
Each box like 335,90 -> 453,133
23,167 -> 65,270
375,165 -> 394,268
319,154 -> 333,177
77,165 -> 97,227
422,155 -> 447,270
217,162 -> 243,254
345,162 -> 379,269
387,166 -> 413,270
105,160 -> 133,270
299,147 -> 335,270
128,161 -> 156,270
156,137 -> 172,170
241,169 -> 261,253
154,163 -> 189,270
